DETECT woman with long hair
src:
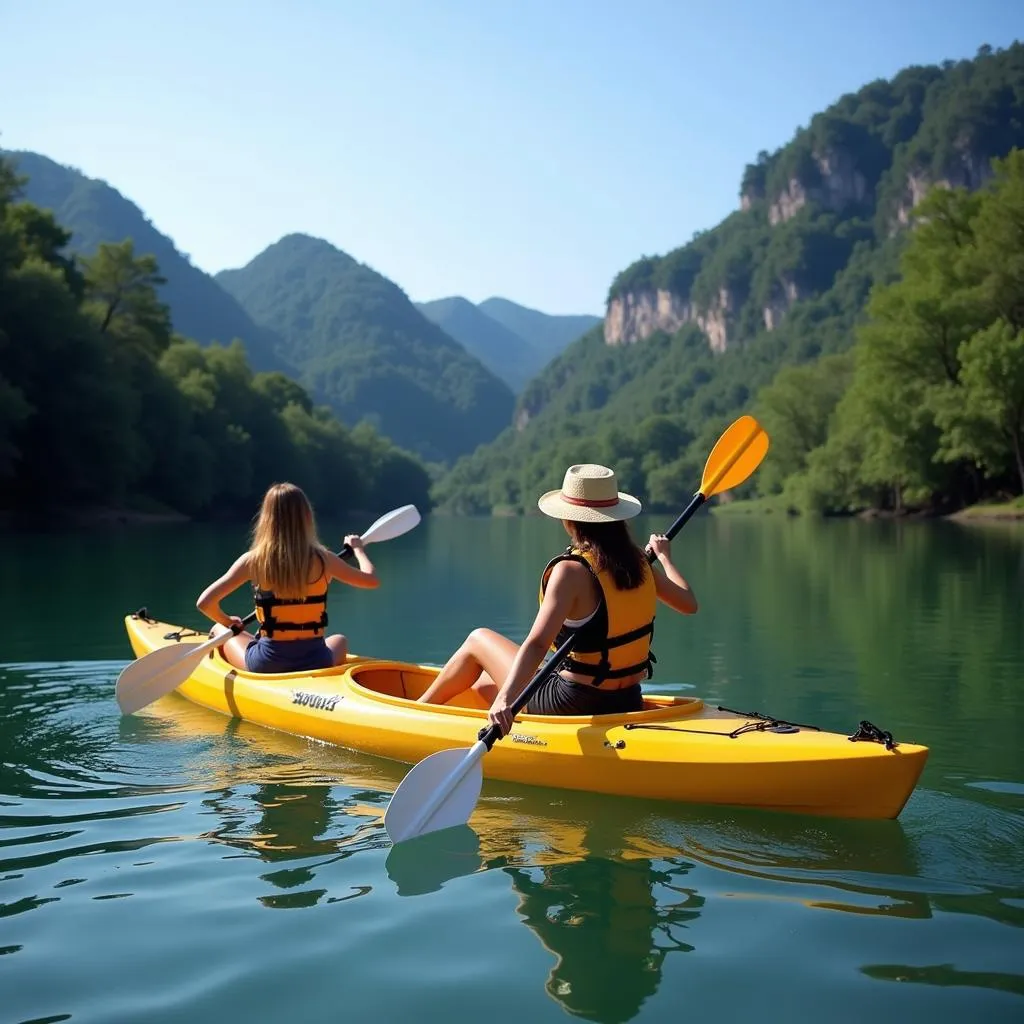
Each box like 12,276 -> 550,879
196,482 -> 379,673
418,464 -> 697,732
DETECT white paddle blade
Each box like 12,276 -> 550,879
384,745 -> 485,845
360,504 -> 421,546
115,640 -> 211,716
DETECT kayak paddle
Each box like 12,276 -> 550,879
115,503 -> 422,716
383,414 -> 769,845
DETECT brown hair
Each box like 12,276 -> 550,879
565,519 -> 649,590
249,483 -> 327,596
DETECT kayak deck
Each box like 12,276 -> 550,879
123,612 -> 930,820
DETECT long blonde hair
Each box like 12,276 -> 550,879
249,483 -> 327,596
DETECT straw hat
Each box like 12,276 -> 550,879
537,464 -> 642,523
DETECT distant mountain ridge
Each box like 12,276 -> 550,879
478,297 -> 601,361
8,150 -> 518,463
216,234 -> 516,463
6,150 -> 290,375
415,295 -> 601,391
414,296 -> 539,391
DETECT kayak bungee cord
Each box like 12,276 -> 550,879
624,707 -> 900,749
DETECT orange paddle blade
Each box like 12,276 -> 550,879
700,415 -> 769,498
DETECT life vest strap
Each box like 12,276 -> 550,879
253,587 -> 328,639
253,592 -> 326,608
566,620 -> 654,654
562,653 -> 656,681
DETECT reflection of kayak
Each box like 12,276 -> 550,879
124,613 -> 929,820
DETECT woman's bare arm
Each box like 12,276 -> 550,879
323,535 -> 379,590
648,535 -> 698,614
196,553 -> 253,627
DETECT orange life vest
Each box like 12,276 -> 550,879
539,546 -> 657,685
252,554 -> 329,641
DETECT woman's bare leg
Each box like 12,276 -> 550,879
418,628 -> 519,706
221,630 -> 254,671
326,634 -> 348,666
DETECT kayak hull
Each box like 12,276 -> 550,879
123,613 -> 929,820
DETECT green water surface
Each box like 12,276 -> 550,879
1,514 -> 1022,1024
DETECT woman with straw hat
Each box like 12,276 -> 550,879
418,464 -> 697,731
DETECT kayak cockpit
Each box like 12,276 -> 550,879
347,663 -> 488,708
345,662 -> 704,717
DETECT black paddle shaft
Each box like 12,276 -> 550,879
476,489 -> 707,749
227,541 -> 356,635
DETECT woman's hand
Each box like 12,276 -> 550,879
648,533 -> 671,560
487,693 -> 516,737
344,534 -> 365,551
208,615 -> 244,639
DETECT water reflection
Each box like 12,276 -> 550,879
509,856 -> 697,1024
2,672 -> 1021,1020
861,962 -> 1024,997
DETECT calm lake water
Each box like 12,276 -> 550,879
1,513 -> 1023,1023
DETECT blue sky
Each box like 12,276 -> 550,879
1,0 -> 1020,315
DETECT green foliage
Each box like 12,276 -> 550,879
8,152 -> 523,464
0,154 -> 431,523
216,234 -> 515,463
753,352 -> 854,495
7,150 -> 288,373
934,321 -> 1024,491
415,296 -> 539,393
435,43 -> 1024,516
474,297 -> 601,363
773,147 -> 1024,512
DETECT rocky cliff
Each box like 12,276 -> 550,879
601,43 -> 1024,352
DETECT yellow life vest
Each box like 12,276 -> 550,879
252,554 -> 329,641
539,546 -> 657,685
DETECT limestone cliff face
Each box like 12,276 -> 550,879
762,279 -> 801,331
604,290 -> 695,345
695,289 -> 734,353
769,148 -> 868,225
893,152 -> 994,226
604,287 -> 739,352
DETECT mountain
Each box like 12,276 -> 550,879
415,296 -> 541,391
415,296 -> 602,392
216,235 -> 516,463
477,297 -> 601,362
6,150 -> 289,374
433,42 -> 1024,514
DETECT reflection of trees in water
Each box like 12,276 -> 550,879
703,517 -> 1024,782
129,690 -> 1024,1010
505,855 -> 702,1024
862,962 -> 1024,998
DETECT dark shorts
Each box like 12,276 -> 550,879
526,673 -> 644,716
244,636 -> 334,674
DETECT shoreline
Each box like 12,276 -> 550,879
3,500 -> 1023,530
710,498 -> 1024,522
0,505 -> 192,531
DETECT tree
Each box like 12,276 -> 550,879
82,240 -> 172,354
934,320 -> 1024,492
754,352 -> 853,494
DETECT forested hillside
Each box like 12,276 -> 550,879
416,296 -> 602,392
434,43 -> 1024,515
8,150 -> 289,374
0,155 -> 430,524
10,152 -> 516,465
477,298 -> 601,363
415,296 -> 540,392
217,235 -> 516,463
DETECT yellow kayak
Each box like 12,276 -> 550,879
123,612 -> 929,820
